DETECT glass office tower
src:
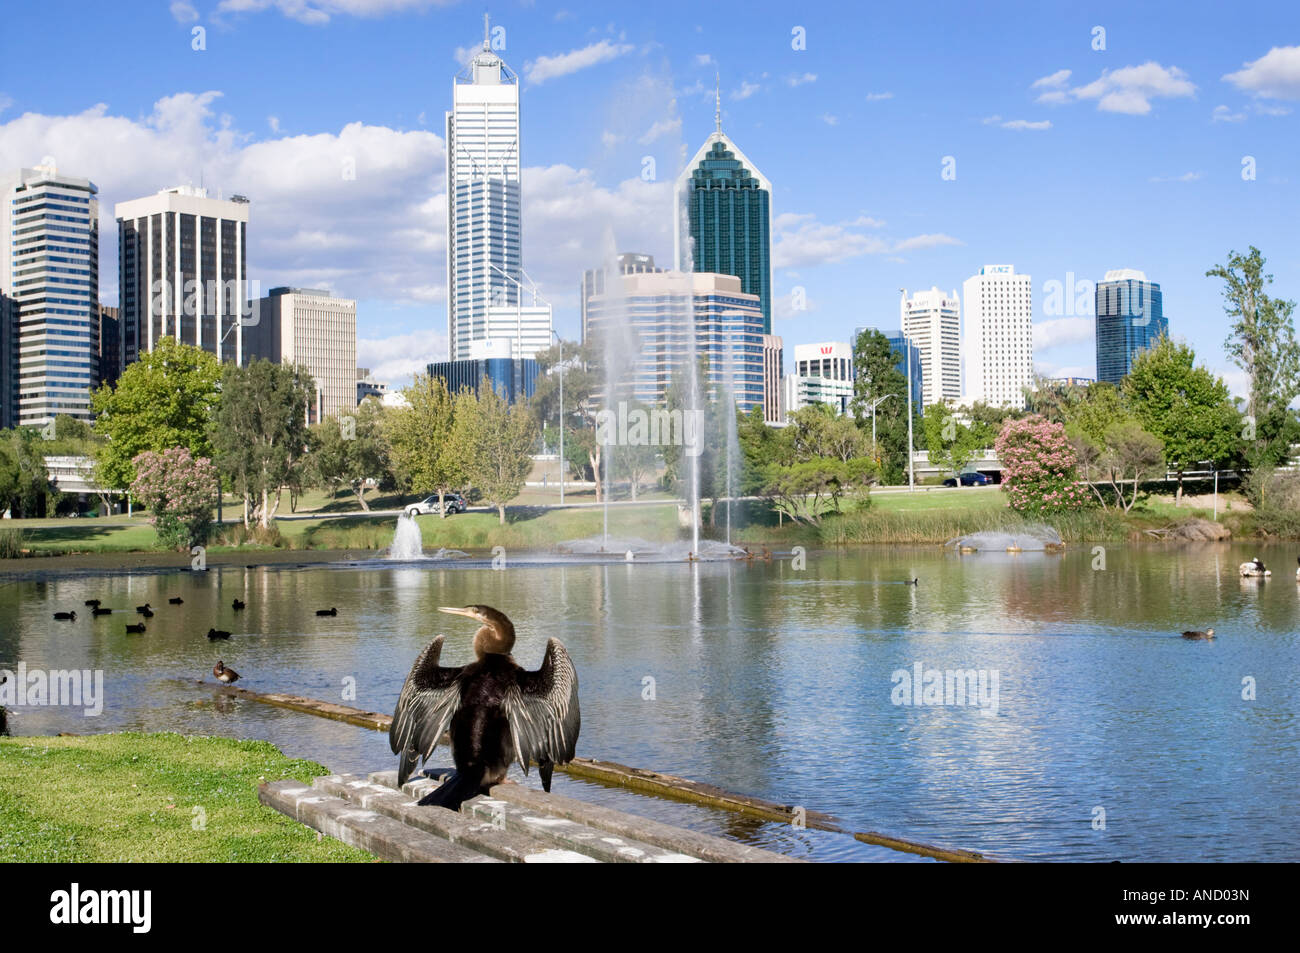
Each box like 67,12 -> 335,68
1095,269 -> 1167,385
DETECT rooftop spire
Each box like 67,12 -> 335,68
714,72 -> 722,134
483,12 -> 490,51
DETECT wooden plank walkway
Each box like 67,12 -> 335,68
261,771 -> 800,863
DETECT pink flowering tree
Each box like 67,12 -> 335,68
995,416 -> 1092,515
129,448 -> 218,550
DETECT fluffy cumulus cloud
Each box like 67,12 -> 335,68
772,212 -> 959,269
1223,45 -> 1300,100
983,115 -> 1051,131
357,329 -> 447,384
170,1 -> 200,22
524,40 -> 634,84
1032,62 -> 1195,114
1033,317 -> 1094,351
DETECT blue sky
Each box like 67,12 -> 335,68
1,0 -> 1297,392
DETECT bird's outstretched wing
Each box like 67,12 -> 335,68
502,637 -> 581,775
389,636 -> 464,785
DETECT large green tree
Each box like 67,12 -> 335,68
851,329 -> 915,484
308,398 -> 392,511
450,380 -> 538,524
1207,246 -> 1300,480
922,403 -> 982,483
386,374 -> 463,513
210,359 -> 314,529
91,337 -> 221,489
1123,337 -> 1241,505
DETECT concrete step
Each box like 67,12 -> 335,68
258,779 -> 499,863
367,769 -> 803,863
312,774 -> 594,864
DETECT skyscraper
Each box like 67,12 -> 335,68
900,286 -> 960,407
242,287 -> 357,424
580,252 -> 664,344
961,264 -> 1033,409
784,341 -> 855,415
446,17 -> 551,361
675,89 -> 772,333
1,165 -> 99,426
115,184 -> 250,366
1095,269 -> 1167,385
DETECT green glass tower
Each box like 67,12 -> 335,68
675,98 -> 772,333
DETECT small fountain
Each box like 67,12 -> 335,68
946,524 -> 1065,554
389,513 -> 426,560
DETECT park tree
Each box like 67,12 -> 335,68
851,329 -> 917,484
129,447 -> 218,550
923,403 -> 982,483
995,416 -> 1092,516
1123,337 -> 1241,505
308,398 -> 392,511
210,359 -> 314,529
532,339 -> 605,497
1062,382 -> 1132,444
387,374 -> 463,514
1072,420 -> 1165,513
91,337 -> 221,489
1207,247 -> 1300,488
1,428 -> 53,517
450,380 -> 538,524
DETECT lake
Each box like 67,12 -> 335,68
2,541 -> 1297,861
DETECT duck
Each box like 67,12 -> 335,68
231,599 -> 246,611
136,603 -> 152,614
138,606 -> 154,618
53,611 -> 77,621
125,622 -> 146,634
169,597 -> 184,605
315,607 -> 338,617
207,628 -> 232,641
84,599 -> 101,608
1239,558 -> 1271,577
91,606 -> 113,616
390,605 -> 580,810
213,661 -> 240,684
1181,628 -> 1215,640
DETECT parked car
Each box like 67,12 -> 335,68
406,492 -> 468,517
942,472 -> 991,487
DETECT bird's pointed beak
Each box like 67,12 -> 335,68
438,606 -> 478,619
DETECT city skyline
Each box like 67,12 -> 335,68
0,1 -> 1296,398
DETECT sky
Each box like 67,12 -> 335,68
1,0 -> 1297,393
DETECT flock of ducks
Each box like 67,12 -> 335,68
47,595 -> 344,687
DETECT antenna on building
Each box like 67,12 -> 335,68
715,72 -> 722,134
483,12 -> 491,52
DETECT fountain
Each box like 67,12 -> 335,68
389,513 -> 425,560
946,524 -> 1065,553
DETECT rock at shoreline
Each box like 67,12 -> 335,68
1146,518 -> 1232,542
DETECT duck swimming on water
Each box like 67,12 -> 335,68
213,661 -> 240,683
390,605 -> 580,811
1182,628 -> 1215,640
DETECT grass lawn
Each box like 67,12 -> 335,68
0,732 -> 374,862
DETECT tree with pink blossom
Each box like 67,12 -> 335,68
129,448 -> 218,550
995,415 -> 1092,516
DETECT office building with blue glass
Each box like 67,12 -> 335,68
675,106 -> 772,334
428,339 -> 537,405
1095,269 -> 1167,385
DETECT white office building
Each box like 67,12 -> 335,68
445,17 -> 551,361
961,264 -> 1033,409
900,286 -> 960,407
783,341 -> 855,416
115,184 -> 250,367
1,165 -> 99,425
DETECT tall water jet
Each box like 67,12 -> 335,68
389,513 -> 425,560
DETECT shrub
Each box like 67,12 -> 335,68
995,416 -> 1092,516
129,448 -> 217,551
0,527 -> 25,559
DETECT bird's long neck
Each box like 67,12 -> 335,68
474,620 -> 515,659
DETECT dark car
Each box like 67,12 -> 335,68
942,472 -> 991,487
406,492 -> 468,517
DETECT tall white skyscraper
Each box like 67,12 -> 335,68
900,286 -> 960,407
961,264 -> 1033,409
115,184 -> 250,367
1,165 -> 99,426
445,16 -> 551,360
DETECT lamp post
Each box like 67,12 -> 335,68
869,393 -> 894,466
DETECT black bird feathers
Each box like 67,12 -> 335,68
389,607 -> 580,810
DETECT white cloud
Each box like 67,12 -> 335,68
865,91 -> 893,101
1033,62 -> 1195,114
850,215 -> 885,228
694,53 -> 715,67
787,73 -> 817,87
1254,102 -> 1292,116
1149,171 -> 1204,183
524,39 -> 634,84
267,115 -> 281,133
637,117 -> 681,144
1223,45 -> 1300,100
0,94 -> 12,115
215,0 -> 451,25
821,113 -> 838,126
358,330 -> 447,385
891,233 -> 962,252
170,1 -> 200,22
731,81 -> 759,100
1033,317 -> 1094,351
983,115 -> 1051,130
1212,104 -> 1246,123
773,214 -> 960,268
601,130 -> 622,149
